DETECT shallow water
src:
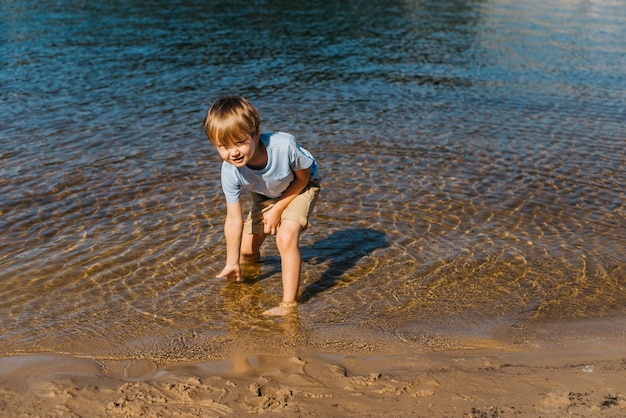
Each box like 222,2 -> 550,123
1,0 -> 625,360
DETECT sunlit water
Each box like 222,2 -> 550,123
1,0 -> 625,361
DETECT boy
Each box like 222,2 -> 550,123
203,96 -> 321,316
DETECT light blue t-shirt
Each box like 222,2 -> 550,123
221,132 -> 320,204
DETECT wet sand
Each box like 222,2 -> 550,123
1,343 -> 625,417
2,1 -> 625,416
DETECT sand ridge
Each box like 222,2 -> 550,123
1,347 -> 625,417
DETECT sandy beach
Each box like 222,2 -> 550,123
1,343 -> 625,417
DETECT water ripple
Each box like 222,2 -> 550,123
1,0 -> 625,359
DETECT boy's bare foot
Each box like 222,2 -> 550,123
262,301 -> 298,316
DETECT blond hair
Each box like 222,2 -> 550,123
203,96 -> 260,146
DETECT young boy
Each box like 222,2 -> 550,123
203,96 -> 321,316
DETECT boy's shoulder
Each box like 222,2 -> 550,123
262,131 -> 295,146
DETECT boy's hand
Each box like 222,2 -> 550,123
216,264 -> 241,282
263,208 -> 281,235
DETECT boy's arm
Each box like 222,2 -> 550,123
263,168 -> 310,235
217,200 -> 244,281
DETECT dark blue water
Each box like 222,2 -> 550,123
1,0 -> 625,360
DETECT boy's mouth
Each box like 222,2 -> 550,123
232,156 -> 244,164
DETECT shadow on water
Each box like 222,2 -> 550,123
299,228 -> 389,302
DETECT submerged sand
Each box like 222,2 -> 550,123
1,344 -> 625,417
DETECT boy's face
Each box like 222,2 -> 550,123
215,135 -> 261,168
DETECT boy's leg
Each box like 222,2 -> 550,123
240,232 -> 267,263
262,181 -> 319,316
275,220 -> 302,303
242,192 -> 270,262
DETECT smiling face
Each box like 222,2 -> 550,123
204,96 -> 263,168
215,134 -> 266,169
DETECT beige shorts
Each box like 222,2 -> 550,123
243,180 -> 321,235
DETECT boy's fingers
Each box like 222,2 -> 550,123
263,222 -> 279,235
216,267 -> 232,279
216,265 -> 241,280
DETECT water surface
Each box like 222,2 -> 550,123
1,0 -> 625,360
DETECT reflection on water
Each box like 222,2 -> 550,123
0,0 -> 625,360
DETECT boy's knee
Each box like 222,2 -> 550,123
276,222 -> 301,250
276,236 -> 294,252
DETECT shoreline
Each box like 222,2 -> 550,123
1,343 -> 625,417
